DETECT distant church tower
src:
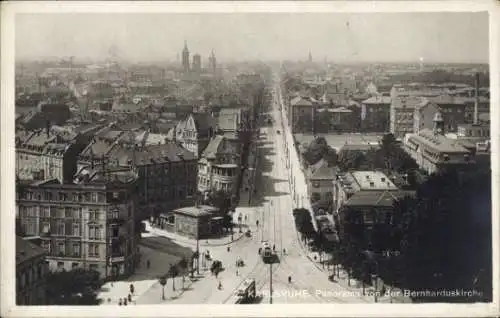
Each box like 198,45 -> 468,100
308,51 -> 313,63
208,49 -> 217,74
182,41 -> 190,72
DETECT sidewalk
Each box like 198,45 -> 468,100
98,244 -> 189,305
302,247 -> 411,303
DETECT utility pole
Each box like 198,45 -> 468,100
269,263 -> 273,304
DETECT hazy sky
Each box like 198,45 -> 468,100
15,12 -> 489,63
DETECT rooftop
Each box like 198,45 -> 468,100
362,96 -> 392,105
16,236 -> 46,266
391,96 -> 425,109
174,205 -> 218,217
351,171 -> 398,191
407,129 -> 470,154
344,190 -> 415,207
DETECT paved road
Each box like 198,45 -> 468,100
249,77 -> 371,304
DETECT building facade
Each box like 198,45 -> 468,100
333,171 -> 414,240
16,236 -> 48,305
404,112 -> 475,175
306,159 -> 336,213
361,96 -> 391,133
16,168 -> 140,280
107,142 -> 198,220
197,135 -> 240,200
175,113 -> 217,157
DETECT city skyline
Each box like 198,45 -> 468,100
15,12 -> 489,64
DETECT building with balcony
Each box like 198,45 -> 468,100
198,135 -> 240,201
404,112 -> 475,175
16,236 -> 48,305
16,167 -> 140,280
390,96 -> 423,139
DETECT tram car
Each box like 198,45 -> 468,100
261,242 -> 273,262
235,279 -> 256,304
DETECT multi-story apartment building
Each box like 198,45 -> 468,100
175,113 -> 217,157
198,135 -> 240,201
16,236 -> 48,305
16,125 -> 102,183
16,168 -> 140,279
389,96 -> 423,140
106,142 -> 198,220
287,96 -> 318,133
404,112 -> 475,175
360,96 -> 391,133
305,159 -> 336,213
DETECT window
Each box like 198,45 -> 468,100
72,262 -> 79,269
56,221 -> 65,235
57,242 -> 65,256
311,192 -> 321,202
73,208 -> 80,219
89,264 -> 98,271
57,262 -> 64,270
91,193 -> 98,202
72,243 -> 80,257
89,226 -> 101,240
26,222 -> 36,236
72,193 -> 79,201
41,207 -> 50,218
89,210 -> 98,221
88,244 -> 100,257
65,207 -> 73,218
72,223 -> 80,236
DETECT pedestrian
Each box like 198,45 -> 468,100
128,294 -> 132,302
256,220 -> 259,227
283,248 -> 286,255
123,298 -> 128,306
146,260 -> 150,269
236,269 -> 239,276
118,299 -> 122,306
129,284 -> 135,295
273,244 -> 276,252
227,246 -> 231,252
218,281 -> 222,290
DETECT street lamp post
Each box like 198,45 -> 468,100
372,273 -> 378,303
269,263 -> 273,304
196,225 -> 200,275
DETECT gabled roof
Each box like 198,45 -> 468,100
345,190 -> 415,207
290,96 -> 317,107
191,112 -> 217,133
201,135 -> 226,159
16,236 -> 46,266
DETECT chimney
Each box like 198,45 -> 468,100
474,72 -> 480,125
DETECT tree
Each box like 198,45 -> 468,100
302,136 -> 329,165
293,208 -> 316,240
209,190 -> 234,233
46,269 -> 101,305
